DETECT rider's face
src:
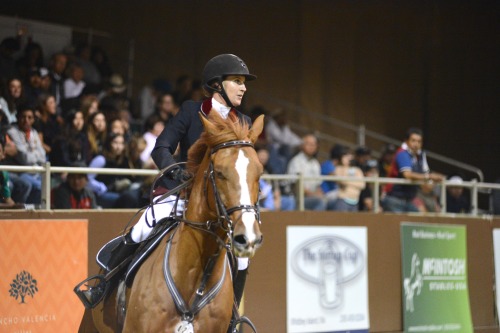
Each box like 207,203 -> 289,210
220,75 -> 247,107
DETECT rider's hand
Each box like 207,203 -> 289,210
167,167 -> 192,182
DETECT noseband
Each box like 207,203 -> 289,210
206,140 -> 261,232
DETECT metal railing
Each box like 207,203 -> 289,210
253,90 -> 485,182
1,163 -> 499,216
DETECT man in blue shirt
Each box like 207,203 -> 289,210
382,128 -> 444,212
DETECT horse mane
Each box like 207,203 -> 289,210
187,111 -> 250,176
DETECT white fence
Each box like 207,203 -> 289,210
1,163 -> 499,216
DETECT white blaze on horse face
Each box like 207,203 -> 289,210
234,150 -> 257,234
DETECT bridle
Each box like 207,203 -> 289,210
205,140 -> 261,235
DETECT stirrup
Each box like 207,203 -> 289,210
74,275 -> 109,309
228,310 -> 258,333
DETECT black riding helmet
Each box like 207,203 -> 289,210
202,54 -> 257,107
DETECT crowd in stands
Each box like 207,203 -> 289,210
0,37 -> 473,213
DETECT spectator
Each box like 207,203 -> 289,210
321,144 -> 343,204
108,117 -> 129,140
0,109 -> 32,204
446,176 -> 470,214
87,133 -> 135,208
51,162 -> 97,209
0,134 -> 22,208
287,134 -> 326,210
141,114 -> 164,169
80,94 -> 99,121
51,110 -> 91,166
75,43 -> 101,86
155,92 -> 179,123
48,52 -> 68,109
0,37 -> 20,82
99,73 -> 130,119
91,46 -> 113,84
64,63 -> 86,99
382,127 -> 444,212
16,42 -> 44,82
353,146 -> 372,169
330,146 -> 365,212
112,135 -> 149,209
413,182 -> 441,213
265,108 -> 302,164
359,159 -> 380,212
138,78 -> 172,120
173,74 -> 193,105
87,111 -> 107,158
189,79 -> 204,102
378,143 -> 397,178
5,105 -> 45,204
256,144 -> 281,211
0,77 -> 25,123
24,67 -> 50,106
33,93 -> 62,157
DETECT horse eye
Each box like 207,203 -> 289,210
215,171 -> 225,179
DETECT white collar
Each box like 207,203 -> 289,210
211,97 -> 231,119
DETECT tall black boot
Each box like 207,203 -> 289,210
105,232 -> 140,271
233,268 -> 248,308
227,268 -> 248,333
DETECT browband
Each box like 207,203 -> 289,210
210,140 -> 254,154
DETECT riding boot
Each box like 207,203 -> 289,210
74,232 -> 140,309
233,268 -> 248,308
105,232 -> 140,272
227,268 -> 249,333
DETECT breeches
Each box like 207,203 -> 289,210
131,195 -> 249,270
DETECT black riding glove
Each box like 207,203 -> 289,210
167,167 -> 192,182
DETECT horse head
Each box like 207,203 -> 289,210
187,112 -> 265,258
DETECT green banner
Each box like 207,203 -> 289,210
401,223 -> 473,333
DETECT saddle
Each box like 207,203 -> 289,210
96,217 -> 179,284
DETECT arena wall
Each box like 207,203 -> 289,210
3,210 -> 498,333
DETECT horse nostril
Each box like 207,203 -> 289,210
233,235 -> 248,248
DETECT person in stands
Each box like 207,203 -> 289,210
51,162 -> 97,209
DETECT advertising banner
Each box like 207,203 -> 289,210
401,222 -> 472,333
493,229 -> 500,321
287,226 -> 369,333
0,219 -> 88,333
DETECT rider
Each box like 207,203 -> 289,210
98,53 -> 256,312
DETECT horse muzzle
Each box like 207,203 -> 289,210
232,231 -> 263,258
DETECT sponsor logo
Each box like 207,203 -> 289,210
9,270 -> 38,304
291,235 -> 364,309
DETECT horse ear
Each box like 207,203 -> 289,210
199,111 -> 218,135
249,115 -> 264,143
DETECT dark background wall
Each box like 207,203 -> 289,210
1,0 -> 499,182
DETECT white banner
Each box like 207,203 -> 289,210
287,226 -> 369,333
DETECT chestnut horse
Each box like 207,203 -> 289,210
81,112 -> 264,333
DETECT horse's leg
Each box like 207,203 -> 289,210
91,287 -> 121,333
78,308 -> 99,333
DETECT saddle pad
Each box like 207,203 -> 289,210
125,219 -> 179,285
